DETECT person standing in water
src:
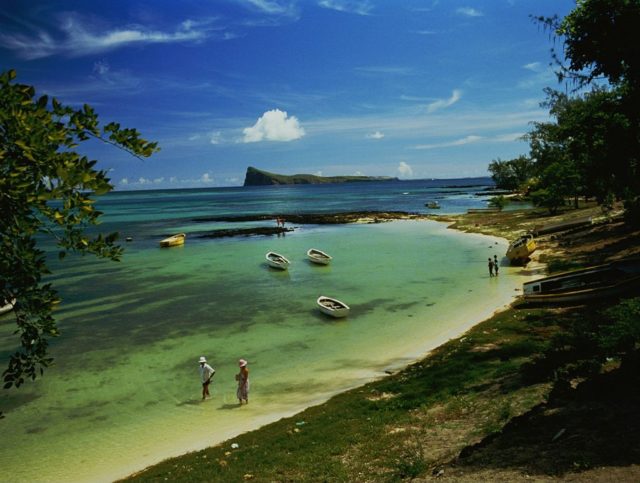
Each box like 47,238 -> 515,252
198,356 -> 215,400
236,359 -> 250,404
493,255 -> 499,276
488,258 -> 494,277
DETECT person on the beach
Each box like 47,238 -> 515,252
488,258 -> 494,277
236,359 -> 250,404
493,255 -> 499,276
198,356 -> 215,400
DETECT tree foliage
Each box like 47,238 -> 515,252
535,0 -> 640,90
0,69 -> 159,399
526,1 -> 640,218
488,155 -> 534,192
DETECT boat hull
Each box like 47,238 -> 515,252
160,233 -> 186,247
317,296 -> 350,318
266,252 -> 290,270
506,234 -> 536,263
307,249 -> 332,265
0,298 -> 16,316
522,259 -> 640,304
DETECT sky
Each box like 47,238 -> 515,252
0,0 -> 576,190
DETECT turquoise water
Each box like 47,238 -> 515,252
0,181 -> 533,482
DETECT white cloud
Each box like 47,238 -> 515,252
318,1 -> 374,16
244,0 -> 297,15
209,131 -> 223,144
120,178 -> 128,185
242,109 -> 305,142
355,66 -> 414,76
366,131 -> 384,140
0,14 -> 218,59
201,173 -> 214,183
456,7 -> 483,17
523,62 -> 541,72
414,135 -> 482,150
93,60 -> 110,75
493,132 -> 524,143
426,89 -> 462,113
397,161 -> 413,177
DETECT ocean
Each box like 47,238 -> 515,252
0,179 -> 534,482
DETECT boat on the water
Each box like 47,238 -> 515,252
266,251 -> 290,270
160,233 -> 186,247
522,258 -> 640,304
506,234 -> 536,264
425,201 -> 441,209
0,298 -> 16,316
317,296 -> 350,318
307,248 -> 332,265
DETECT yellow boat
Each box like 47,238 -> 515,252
160,233 -> 186,247
506,234 -> 536,264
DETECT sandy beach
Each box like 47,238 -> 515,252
114,224 -> 540,482
1,217 -> 542,483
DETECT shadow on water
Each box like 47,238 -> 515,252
176,398 -> 204,407
217,403 -> 242,410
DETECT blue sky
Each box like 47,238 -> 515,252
0,0 -> 575,189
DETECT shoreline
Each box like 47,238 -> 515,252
122,204 -> 640,482
119,218 -> 540,482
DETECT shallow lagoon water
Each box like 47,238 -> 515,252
0,219 -> 531,483
0,181 -> 534,482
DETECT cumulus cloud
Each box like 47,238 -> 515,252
366,131 -> 384,140
456,7 -> 483,17
398,162 -> 413,177
414,135 -> 482,150
201,173 -> 214,183
242,109 -> 305,142
318,0 -> 374,16
120,178 -> 128,185
426,89 -> 462,113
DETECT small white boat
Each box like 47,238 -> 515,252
425,201 -> 440,209
266,251 -> 290,270
160,233 -> 186,247
307,248 -> 332,265
317,296 -> 350,318
0,298 -> 16,316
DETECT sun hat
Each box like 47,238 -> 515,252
238,359 -> 247,367
199,356 -> 207,363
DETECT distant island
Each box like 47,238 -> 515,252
243,166 -> 399,186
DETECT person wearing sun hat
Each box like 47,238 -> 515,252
198,356 -> 215,400
235,358 -> 249,405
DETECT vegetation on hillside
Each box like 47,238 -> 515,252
489,0 -> 640,223
243,166 -> 398,186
